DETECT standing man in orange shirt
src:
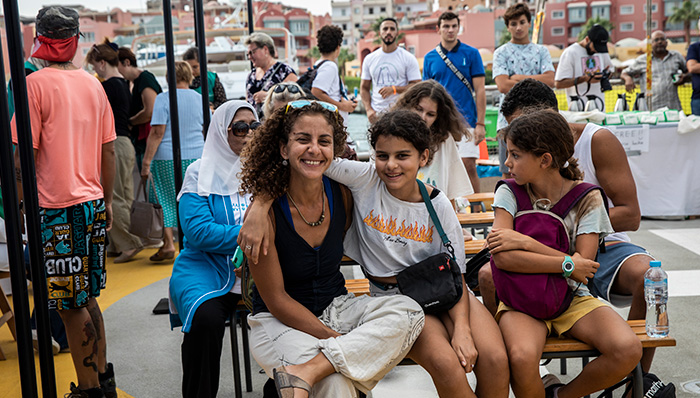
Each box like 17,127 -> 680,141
12,7 -> 117,398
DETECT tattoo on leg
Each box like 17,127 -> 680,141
81,320 -> 98,372
88,302 -> 103,343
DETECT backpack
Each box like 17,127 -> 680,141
296,60 -> 329,98
490,179 -> 607,320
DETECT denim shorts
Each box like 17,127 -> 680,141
40,199 -> 107,310
588,241 -> 652,307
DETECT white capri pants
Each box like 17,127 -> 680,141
249,293 -> 424,397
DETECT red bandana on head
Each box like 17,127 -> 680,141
31,35 -> 79,63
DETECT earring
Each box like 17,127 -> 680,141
282,159 -> 288,166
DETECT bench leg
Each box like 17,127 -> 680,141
230,311 -> 243,398
560,358 -> 567,375
241,311 -> 253,392
632,363 -> 643,398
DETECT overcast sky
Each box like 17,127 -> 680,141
3,0 -> 332,18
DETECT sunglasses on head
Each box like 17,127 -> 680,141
274,84 -> 301,94
284,100 -> 338,115
228,121 -> 262,137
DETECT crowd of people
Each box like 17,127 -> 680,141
5,4 -> 692,398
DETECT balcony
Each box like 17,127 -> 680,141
567,2 -> 587,24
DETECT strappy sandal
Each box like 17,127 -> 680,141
273,366 -> 311,398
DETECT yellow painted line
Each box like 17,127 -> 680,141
0,247 -> 174,397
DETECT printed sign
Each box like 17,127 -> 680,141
609,125 -> 650,154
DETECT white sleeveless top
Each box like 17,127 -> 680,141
574,123 -> 630,243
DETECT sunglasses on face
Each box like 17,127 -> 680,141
228,121 -> 262,137
284,100 -> 338,115
274,84 -> 301,94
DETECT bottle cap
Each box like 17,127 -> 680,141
649,261 -> 661,267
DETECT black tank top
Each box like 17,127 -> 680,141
252,178 -> 348,316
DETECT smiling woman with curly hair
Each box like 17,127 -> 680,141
238,101 -> 346,199
237,101 -> 424,398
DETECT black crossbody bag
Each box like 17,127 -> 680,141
396,180 -> 464,314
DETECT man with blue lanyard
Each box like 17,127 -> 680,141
423,11 -> 486,193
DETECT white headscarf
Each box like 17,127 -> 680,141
178,101 -> 258,199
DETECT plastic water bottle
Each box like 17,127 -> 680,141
644,261 -> 669,338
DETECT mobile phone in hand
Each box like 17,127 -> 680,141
232,246 -> 245,269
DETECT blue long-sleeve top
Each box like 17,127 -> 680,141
169,190 -> 250,332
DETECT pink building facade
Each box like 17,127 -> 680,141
541,0 -> 699,49
358,9 -> 503,65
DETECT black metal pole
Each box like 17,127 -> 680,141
163,0 -> 184,252
0,23 -> 39,398
246,0 -> 255,75
247,0 -> 255,34
3,1 -> 58,397
193,0 -> 210,136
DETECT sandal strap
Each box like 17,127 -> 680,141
274,367 -> 311,393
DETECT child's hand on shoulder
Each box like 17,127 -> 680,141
486,228 -> 532,253
570,252 -> 599,284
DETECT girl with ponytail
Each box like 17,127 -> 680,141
486,108 -> 642,398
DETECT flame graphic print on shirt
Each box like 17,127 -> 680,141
363,209 -> 434,243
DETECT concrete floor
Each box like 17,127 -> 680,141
105,218 -> 700,397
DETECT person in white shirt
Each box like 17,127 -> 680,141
311,25 -> 357,125
360,18 -> 421,123
555,24 -> 613,111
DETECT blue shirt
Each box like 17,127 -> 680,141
170,190 -> 251,332
150,89 -> 207,160
423,41 -> 485,128
687,41 -> 700,99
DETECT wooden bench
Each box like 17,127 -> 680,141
465,192 -> 495,212
458,211 -> 494,237
344,279 -> 676,398
542,319 -> 676,398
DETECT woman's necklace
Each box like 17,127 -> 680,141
287,185 -> 325,227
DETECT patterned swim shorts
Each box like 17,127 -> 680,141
40,199 -> 107,310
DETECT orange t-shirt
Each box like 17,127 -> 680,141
11,68 -> 117,209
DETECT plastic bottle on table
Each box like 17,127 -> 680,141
644,261 -> 669,338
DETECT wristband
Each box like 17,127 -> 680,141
392,85 -> 397,95
476,122 -> 486,127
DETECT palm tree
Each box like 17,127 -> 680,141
667,0 -> 700,47
577,17 -> 614,41
337,48 -> 356,77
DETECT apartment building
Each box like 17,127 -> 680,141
541,0 -> 698,49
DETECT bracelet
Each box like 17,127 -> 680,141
476,122 -> 486,127
392,85 -> 397,95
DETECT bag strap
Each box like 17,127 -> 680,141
550,182 -> 602,218
497,179 -> 533,211
313,59 -> 329,71
435,45 -> 475,99
138,174 -> 161,205
261,62 -> 284,90
417,179 -> 456,261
